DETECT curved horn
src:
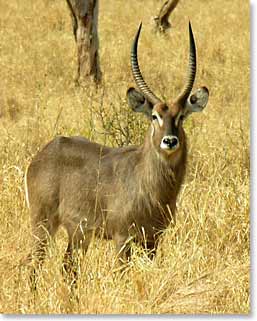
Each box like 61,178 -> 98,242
175,21 -> 197,106
131,23 -> 162,105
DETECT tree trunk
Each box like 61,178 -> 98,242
66,0 -> 101,85
154,0 -> 180,33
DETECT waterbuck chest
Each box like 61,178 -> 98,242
101,147 -> 187,240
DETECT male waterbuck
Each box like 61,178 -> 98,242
25,22 -> 209,275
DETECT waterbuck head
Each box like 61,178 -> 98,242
127,22 -> 209,160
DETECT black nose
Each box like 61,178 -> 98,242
162,136 -> 179,149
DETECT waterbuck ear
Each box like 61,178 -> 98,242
183,86 -> 209,118
126,87 -> 153,119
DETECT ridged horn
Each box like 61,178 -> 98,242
131,23 -> 162,105
175,21 -> 197,106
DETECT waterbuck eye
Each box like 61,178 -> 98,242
180,115 -> 185,121
152,112 -> 163,127
175,113 -> 184,127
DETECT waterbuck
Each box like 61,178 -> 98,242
25,22 -> 209,275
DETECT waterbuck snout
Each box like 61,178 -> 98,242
25,22 -> 209,280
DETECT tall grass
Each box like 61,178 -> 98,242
0,0 -> 249,314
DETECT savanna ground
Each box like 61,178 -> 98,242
0,0 -> 250,314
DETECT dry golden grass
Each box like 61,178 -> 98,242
0,0 -> 249,314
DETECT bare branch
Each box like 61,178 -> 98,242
66,0 -> 102,85
154,0 -> 180,33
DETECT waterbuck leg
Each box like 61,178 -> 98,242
114,233 -> 132,266
63,225 -> 93,285
145,240 -> 159,260
63,242 -> 74,276
29,220 -> 58,289
27,202 -> 60,290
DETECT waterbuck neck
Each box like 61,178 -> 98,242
133,127 -> 187,207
